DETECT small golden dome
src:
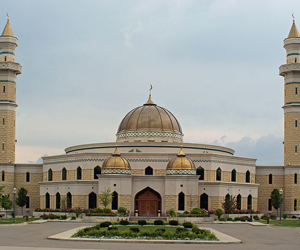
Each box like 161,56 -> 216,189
166,147 -> 195,170
102,147 -> 131,170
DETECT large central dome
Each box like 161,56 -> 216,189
116,95 -> 183,143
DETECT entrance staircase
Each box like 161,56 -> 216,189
129,216 -> 168,222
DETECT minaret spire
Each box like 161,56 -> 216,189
1,13 -> 14,37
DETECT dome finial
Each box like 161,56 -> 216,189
145,84 -> 154,104
178,145 -> 185,156
6,12 -> 9,21
288,14 -> 300,38
113,145 -> 120,156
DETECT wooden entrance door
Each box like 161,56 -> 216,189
136,187 -> 161,216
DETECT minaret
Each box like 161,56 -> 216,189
0,15 -> 21,164
279,18 -> 300,166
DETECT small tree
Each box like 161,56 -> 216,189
271,189 -> 280,216
222,195 -> 237,217
1,194 -> 12,218
16,187 -> 28,215
214,208 -> 224,220
0,186 -> 4,204
98,187 -> 113,213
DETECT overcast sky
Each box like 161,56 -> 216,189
2,0 -> 298,165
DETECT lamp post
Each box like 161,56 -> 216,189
13,187 -> 17,223
278,188 -> 283,225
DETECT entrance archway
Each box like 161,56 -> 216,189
89,192 -> 97,209
135,187 -> 161,216
200,193 -> 208,210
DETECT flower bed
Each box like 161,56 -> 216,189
72,221 -> 218,241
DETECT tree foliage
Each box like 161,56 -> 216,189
1,194 -> 12,218
271,189 -> 280,210
222,195 -> 237,215
16,187 -> 28,215
98,187 -> 113,213
0,185 -> 4,204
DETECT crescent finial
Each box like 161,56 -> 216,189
6,12 -> 9,21
292,13 -> 295,21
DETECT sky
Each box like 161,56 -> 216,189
1,0 -> 298,165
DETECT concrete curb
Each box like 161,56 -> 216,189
48,226 -> 242,244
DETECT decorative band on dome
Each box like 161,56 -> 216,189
116,131 -> 183,140
166,169 -> 196,175
102,168 -> 131,175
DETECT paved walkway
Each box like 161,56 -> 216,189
0,222 -> 299,250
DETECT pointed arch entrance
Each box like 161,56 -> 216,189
89,192 -> 97,209
200,193 -> 208,210
135,187 -> 161,216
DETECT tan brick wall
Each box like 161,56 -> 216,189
256,175 -> 284,212
119,195 -> 131,211
209,196 -> 223,210
1,82 -> 16,102
222,171 -> 230,182
0,110 -> 16,164
67,170 -> 75,180
285,84 -> 300,104
284,174 -> 300,211
83,169 -> 93,180
1,172 -> 14,197
73,195 -> 87,208
205,170 -> 215,181
185,195 -> 199,212
165,195 -> 176,211
40,195 -> 45,209
131,169 -> 143,175
53,171 -> 61,181
284,113 -> 300,165
237,173 -> 246,183
154,169 -> 166,176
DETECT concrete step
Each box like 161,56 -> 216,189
129,216 -> 167,222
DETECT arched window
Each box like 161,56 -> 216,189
178,192 -> 185,211
77,167 -> 82,180
26,196 -> 30,208
1,170 -> 4,181
246,171 -> 250,183
56,193 -> 60,209
200,193 -> 208,210
94,166 -> 101,179
89,192 -> 97,209
45,193 -> 50,209
269,174 -> 272,184
197,167 -> 204,180
295,173 -> 298,184
48,169 -> 52,181
4,56 -> 6,61
62,168 -> 67,180
225,193 -> 230,201
247,194 -> 252,209
296,86 -> 298,95
67,192 -> 72,209
145,166 -> 153,175
112,191 -> 118,210
231,169 -> 236,182
237,194 -> 242,210
26,172 -> 30,182
216,168 -> 221,181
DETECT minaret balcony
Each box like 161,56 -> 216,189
0,61 -> 21,74
279,63 -> 300,76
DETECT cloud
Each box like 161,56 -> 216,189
121,21 -> 143,48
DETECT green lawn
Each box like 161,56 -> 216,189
259,219 -> 300,227
0,218 -> 40,224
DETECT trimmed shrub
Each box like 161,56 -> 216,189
71,216 -> 76,220
233,217 -> 240,221
100,221 -> 112,227
155,228 -> 166,234
261,215 -> 267,220
138,220 -> 147,225
176,227 -> 187,234
96,208 -> 103,213
253,215 -> 259,221
104,208 -> 112,213
227,217 -> 233,221
169,220 -> 179,226
108,226 -> 118,231
219,218 -> 226,221
183,222 -> 193,228
240,216 -> 250,221
214,208 -> 224,220
130,227 -> 140,233
283,214 -> 288,219
270,215 -> 277,220
60,215 -> 67,220
154,220 -> 164,225
118,207 -> 126,214
119,220 -> 129,225
191,207 -> 201,214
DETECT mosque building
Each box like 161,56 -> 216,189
0,16 -> 299,217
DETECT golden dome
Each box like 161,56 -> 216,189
116,95 -> 183,142
102,147 -> 131,170
166,147 -> 195,170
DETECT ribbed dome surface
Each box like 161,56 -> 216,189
167,148 -> 195,170
102,148 -> 131,170
117,95 -> 182,134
